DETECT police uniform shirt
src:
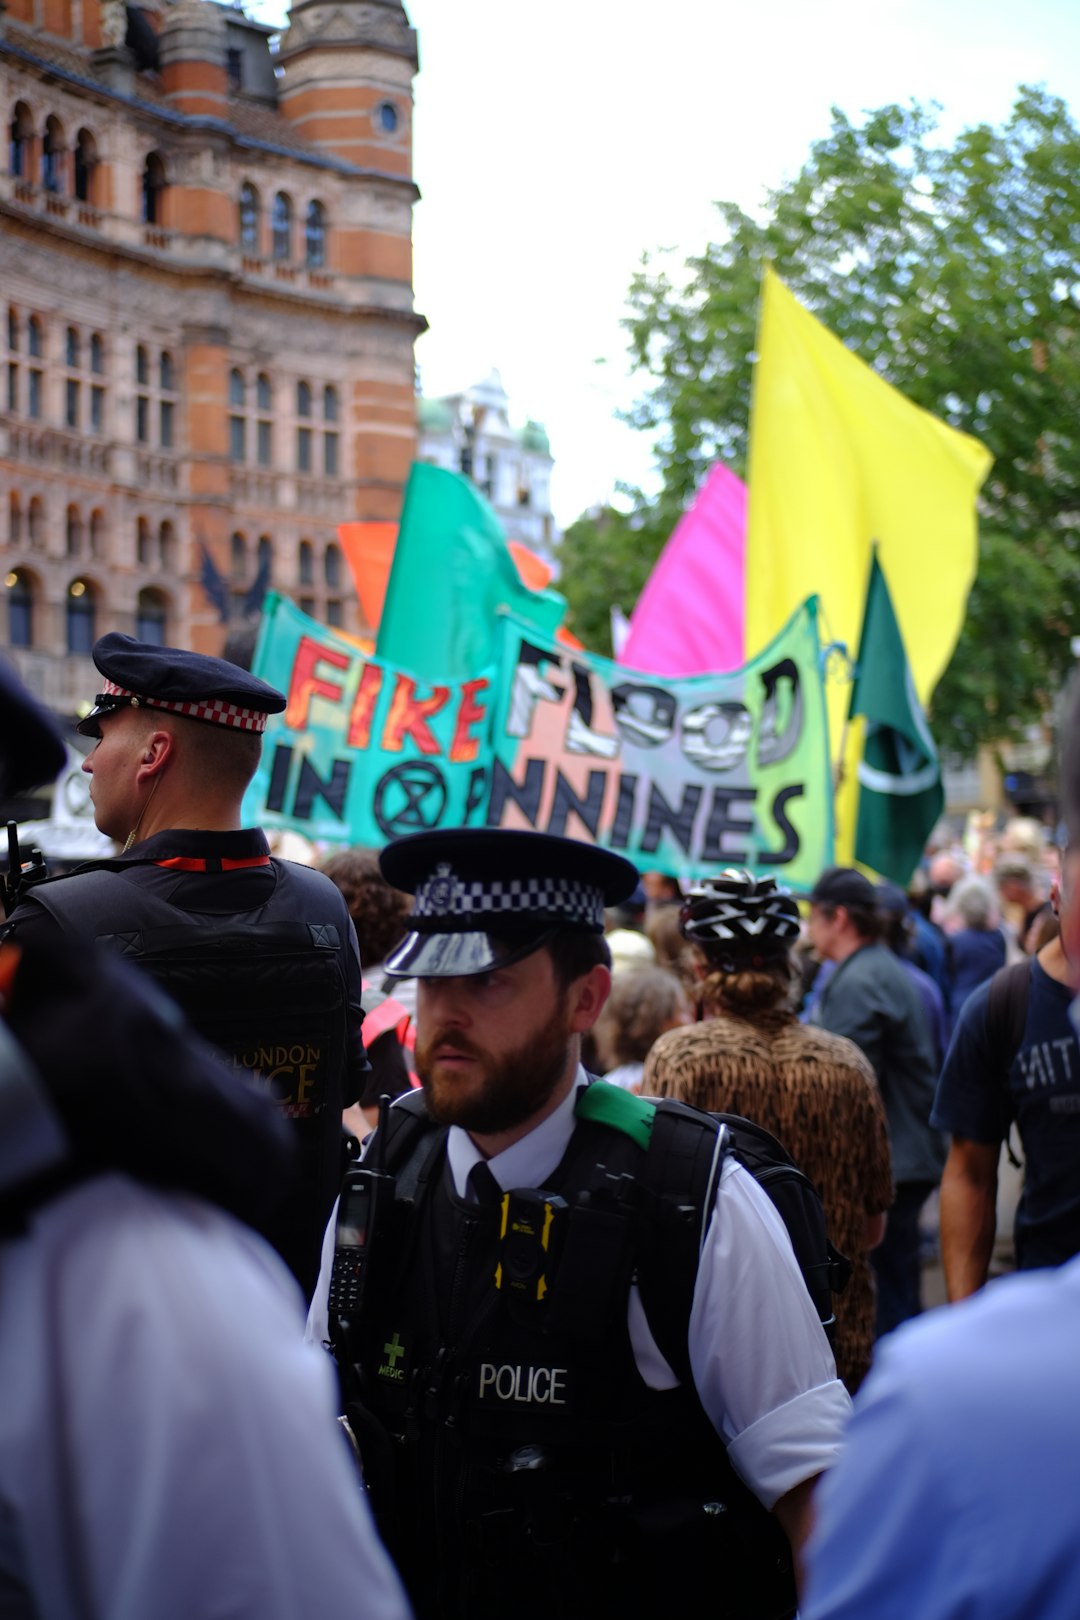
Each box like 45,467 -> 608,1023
310,1066 -> 851,1511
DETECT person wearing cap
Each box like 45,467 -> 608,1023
0,656 -> 411,1620
309,828 -> 850,1620
2,633 -> 369,1301
641,871 -> 892,1394
806,867 -> 944,1337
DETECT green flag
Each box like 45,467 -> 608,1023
376,463 -> 566,682
851,553 -> 944,885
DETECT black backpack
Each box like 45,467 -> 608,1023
631,1097 -> 851,1377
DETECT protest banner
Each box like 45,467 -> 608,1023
479,597 -> 833,890
245,592 -> 834,889
244,592 -> 496,845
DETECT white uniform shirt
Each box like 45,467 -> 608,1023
310,1069 -> 850,1510
0,1172 -> 412,1620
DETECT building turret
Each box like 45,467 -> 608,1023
158,0 -> 228,119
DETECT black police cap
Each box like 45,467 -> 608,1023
76,633 -> 286,739
381,828 -> 639,980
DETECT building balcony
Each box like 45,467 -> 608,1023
230,467 -> 279,507
3,420 -> 113,479
5,646 -> 95,714
133,449 -> 181,492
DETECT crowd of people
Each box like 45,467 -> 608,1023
3,628 -> 1080,1619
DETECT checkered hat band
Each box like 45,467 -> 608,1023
100,679 -> 268,733
412,872 -> 605,928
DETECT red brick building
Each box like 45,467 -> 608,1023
0,0 -> 423,720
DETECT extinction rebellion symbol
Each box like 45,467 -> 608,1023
373,761 -> 448,838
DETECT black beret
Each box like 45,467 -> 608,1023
76,634 -> 286,739
0,656 -> 66,795
381,828 -> 639,979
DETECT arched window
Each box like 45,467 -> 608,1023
305,200 -> 327,269
298,538 -> 314,586
229,368 -> 245,408
257,534 -> 273,581
7,308 -> 17,352
66,326 -> 79,368
256,373 -> 272,412
41,115 -> 66,194
136,344 -> 149,386
323,384 -> 338,423
271,192 -> 292,261
89,509 -> 105,559
66,578 -> 96,656
238,182 -> 260,252
324,542 -> 341,590
136,587 -> 168,645
27,316 -> 42,359
65,504 -> 83,558
6,568 -> 34,648
8,492 -> 21,545
159,351 -> 175,392
9,103 -> 33,179
142,152 -> 166,225
90,332 -> 104,374
137,515 -> 152,566
297,380 -> 311,418
159,520 -> 176,571
27,496 -> 44,549
74,128 -> 97,203
230,530 -> 247,579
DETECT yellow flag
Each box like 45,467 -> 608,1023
745,267 -> 992,859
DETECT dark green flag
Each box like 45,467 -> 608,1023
850,553 -> 944,886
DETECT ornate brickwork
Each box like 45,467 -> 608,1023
0,0 -> 423,711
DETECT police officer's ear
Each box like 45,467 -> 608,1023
136,727 -> 176,780
565,962 -> 612,1035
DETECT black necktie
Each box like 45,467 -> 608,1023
467,1160 -> 503,1210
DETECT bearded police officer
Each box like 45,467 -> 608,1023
310,828 -> 850,1620
3,633 -> 368,1300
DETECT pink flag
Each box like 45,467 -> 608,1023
621,464 -> 746,675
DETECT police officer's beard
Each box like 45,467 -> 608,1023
415,1002 -> 575,1135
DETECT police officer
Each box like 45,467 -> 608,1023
0,657 -> 411,1620
311,828 -> 850,1620
3,633 -> 368,1300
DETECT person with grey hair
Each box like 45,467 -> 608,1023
941,875 -> 1007,1027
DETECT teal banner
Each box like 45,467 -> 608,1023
244,593 -> 834,889
244,593 -> 494,844
479,600 -> 834,891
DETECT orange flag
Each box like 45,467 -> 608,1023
338,520 -> 581,651
337,521 -> 399,633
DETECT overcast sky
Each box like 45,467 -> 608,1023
250,0 -> 1080,527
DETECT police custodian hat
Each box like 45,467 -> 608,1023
76,634 -> 287,739
381,828 -> 640,979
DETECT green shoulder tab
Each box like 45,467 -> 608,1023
575,1081 -> 655,1150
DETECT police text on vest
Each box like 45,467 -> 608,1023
478,1364 -> 568,1404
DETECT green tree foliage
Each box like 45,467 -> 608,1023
560,87 -> 1080,756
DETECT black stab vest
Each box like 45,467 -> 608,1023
345,1092 -> 796,1620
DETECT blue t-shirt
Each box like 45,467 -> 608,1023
804,1256 -> 1080,1620
932,958 -> 1080,1268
